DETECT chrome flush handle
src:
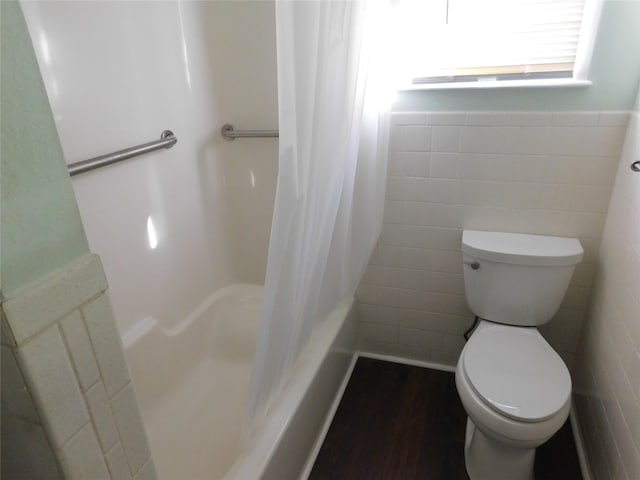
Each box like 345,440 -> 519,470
463,261 -> 480,270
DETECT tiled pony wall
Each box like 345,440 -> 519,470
356,110 -> 629,370
2,258 -> 156,480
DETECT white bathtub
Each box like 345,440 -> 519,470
124,284 -> 357,480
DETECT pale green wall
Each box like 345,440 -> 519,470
1,1 -> 89,296
393,0 -> 640,112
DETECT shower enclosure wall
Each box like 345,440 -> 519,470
22,2 -> 357,478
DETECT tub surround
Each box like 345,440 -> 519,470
21,0 -> 279,336
2,255 -> 156,480
357,109 -> 629,370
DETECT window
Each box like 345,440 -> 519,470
389,0 -> 602,88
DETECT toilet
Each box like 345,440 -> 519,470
455,230 -> 583,480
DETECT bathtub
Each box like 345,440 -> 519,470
124,284 -> 357,480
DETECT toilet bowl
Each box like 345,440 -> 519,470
456,321 -> 571,480
456,230 -> 583,480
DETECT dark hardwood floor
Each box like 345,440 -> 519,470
309,357 -> 583,480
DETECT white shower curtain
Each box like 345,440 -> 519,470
245,0 -> 390,434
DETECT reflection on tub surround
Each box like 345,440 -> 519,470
146,216 -> 159,250
356,109 -> 629,369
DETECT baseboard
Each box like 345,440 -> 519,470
357,351 -> 456,373
569,405 -> 594,480
298,353 -> 359,480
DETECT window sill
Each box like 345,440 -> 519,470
397,78 -> 593,91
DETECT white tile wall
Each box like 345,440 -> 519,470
111,384 -> 153,475
1,254 -> 156,479
1,345 -> 65,479
574,109 -> 640,480
57,423 -> 111,480
16,323 -> 90,448
3,255 -> 108,343
357,110 -> 629,368
106,443 -> 133,479
1,414 -> 64,479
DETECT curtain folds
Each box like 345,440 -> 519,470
244,0 -> 390,436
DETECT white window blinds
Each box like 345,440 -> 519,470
392,0 -> 590,85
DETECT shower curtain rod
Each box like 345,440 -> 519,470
67,130 -> 177,176
221,124 -> 279,141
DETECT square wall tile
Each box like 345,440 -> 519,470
460,127 -> 492,153
134,459 -> 158,480
3,255 -> 107,344
56,423 -> 110,480
111,384 -> 152,475
1,345 -> 40,422
582,127 -> 627,157
83,294 -> 131,398
59,311 -> 101,391
391,112 -> 428,125
16,324 -> 89,449
403,126 -> 432,151
1,309 -> 16,347
549,127 -> 585,155
1,414 -> 64,480
85,381 -> 119,453
425,112 -> 466,125
552,112 -> 599,126
105,443 -> 132,480
431,126 -> 461,152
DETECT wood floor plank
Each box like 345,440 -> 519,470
309,357 -> 583,480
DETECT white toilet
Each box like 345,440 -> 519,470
455,230 -> 583,480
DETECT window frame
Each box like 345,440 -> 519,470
394,0 -> 604,91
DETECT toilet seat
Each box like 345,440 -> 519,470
462,323 -> 571,423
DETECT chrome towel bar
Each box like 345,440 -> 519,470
68,130 -> 177,176
221,124 -> 279,141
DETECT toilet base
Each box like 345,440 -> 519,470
464,418 -> 535,480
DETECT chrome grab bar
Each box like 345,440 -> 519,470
221,124 -> 279,141
68,130 -> 177,176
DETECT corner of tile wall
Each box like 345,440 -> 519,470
571,110 -> 640,480
1,253 -> 157,480
357,110 -> 631,370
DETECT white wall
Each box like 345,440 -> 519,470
356,110 -> 628,368
21,1 -> 278,333
573,96 -> 640,480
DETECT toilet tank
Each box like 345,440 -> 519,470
462,230 -> 584,326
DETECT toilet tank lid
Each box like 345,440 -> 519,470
462,230 -> 584,266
